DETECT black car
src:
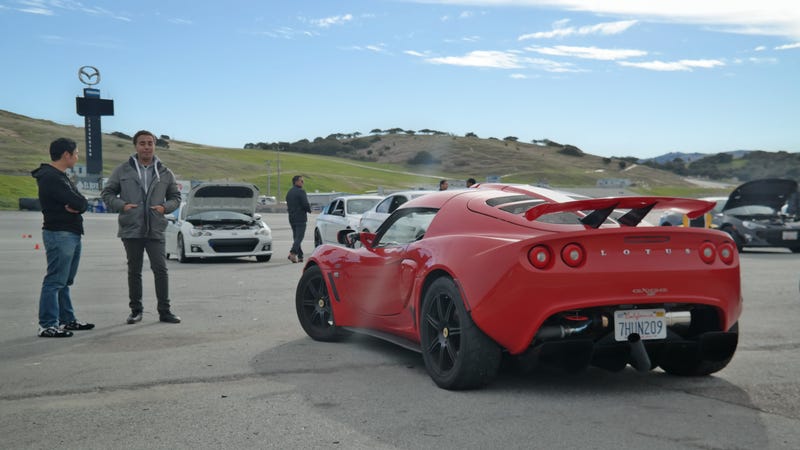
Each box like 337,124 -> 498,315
717,178 -> 800,252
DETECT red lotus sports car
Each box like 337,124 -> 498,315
295,184 -> 742,390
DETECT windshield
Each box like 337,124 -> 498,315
347,199 -> 380,215
725,205 -> 775,216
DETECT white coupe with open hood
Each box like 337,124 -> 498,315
165,183 -> 273,262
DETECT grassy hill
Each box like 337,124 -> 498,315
0,109 -> 722,210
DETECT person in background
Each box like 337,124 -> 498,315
286,175 -> 311,263
439,179 -> 449,191
466,178 -> 477,188
101,130 -> 181,325
31,137 -> 94,337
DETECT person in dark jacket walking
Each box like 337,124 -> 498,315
31,138 -> 95,337
285,175 -> 311,263
101,130 -> 181,324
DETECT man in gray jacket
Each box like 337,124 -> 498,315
101,130 -> 182,324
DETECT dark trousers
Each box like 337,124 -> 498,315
290,222 -> 306,258
122,238 -> 170,314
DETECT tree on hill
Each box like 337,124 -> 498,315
465,132 -> 478,138
407,150 -> 440,165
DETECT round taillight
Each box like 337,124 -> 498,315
699,241 -> 716,264
528,245 -> 553,270
718,242 -> 735,265
561,243 -> 585,268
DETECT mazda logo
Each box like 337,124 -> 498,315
78,66 -> 101,86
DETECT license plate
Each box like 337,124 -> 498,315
614,309 -> 667,342
783,231 -> 798,240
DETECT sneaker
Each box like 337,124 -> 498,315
288,253 -> 298,263
297,256 -> 304,262
39,326 -> 73,338
126,312 -> 143,324
62,320 -> 95,331
159,312 -> 181,323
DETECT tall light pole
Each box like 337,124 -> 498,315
266,160 -> 271,196
276,146 -> 282,202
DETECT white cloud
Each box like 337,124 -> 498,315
519,19 -> 637,40
775,42 -> 800,50
415,0 -> 800,40
426,50 -> 524,68
460,11 -> 475,19
19,7 -> 53,15
754,46 -> 767,52
311,13 -> 353,28
618,59 -> 725,71
415,49 -> 581,72
169,18 -> 193,25
527,45 -> 646,60
510,73 -> 528,79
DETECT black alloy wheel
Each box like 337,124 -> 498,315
420,277 -> 501,390
295,265 -> 347,342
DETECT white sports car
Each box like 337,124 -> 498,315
359,190 -> 435,233
165,183 -> 272,263
313,195 -> 383,246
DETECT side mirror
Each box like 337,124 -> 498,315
337,230 -> 359,247
166,215 -> 176,224
254,213 -> 262,221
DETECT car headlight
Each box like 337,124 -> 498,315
255,227 -> 270,236
742,221 -> 766,230
190,228 -> 212,237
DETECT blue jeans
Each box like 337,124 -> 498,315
38,230 -> 82,328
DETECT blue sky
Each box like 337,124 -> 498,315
1,0 -> 798,158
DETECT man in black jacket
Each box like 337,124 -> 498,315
31,138 -> 94,338
286,175 -> 311,263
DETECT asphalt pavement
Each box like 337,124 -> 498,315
0,211 -> 799,449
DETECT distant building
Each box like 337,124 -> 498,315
597,178 -> 632,188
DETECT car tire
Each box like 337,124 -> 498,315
256,255 -> 271,262
295,265 -> 348,342
314,229 -> 323,247
177,234 -> 188,263
420,277 -> 501,390
720,226 -> 744,252
659,323 -> 738,376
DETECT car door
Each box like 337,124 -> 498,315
322,199 -> 346,244
362,196 -> 393,232
340,209 -> 437,316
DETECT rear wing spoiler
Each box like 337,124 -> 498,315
524,197 -> 716,228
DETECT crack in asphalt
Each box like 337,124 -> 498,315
0,361 -> 412,402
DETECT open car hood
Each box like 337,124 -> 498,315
722,178 -> 798,212
183,183 -> 259,218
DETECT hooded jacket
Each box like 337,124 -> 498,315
101,155 -> 181,239
31,163 -> 88,234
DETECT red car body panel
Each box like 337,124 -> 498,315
304,185 -> 742,356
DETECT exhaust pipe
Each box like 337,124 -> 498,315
628,333 -> 651,372
535,320 -> 592,341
